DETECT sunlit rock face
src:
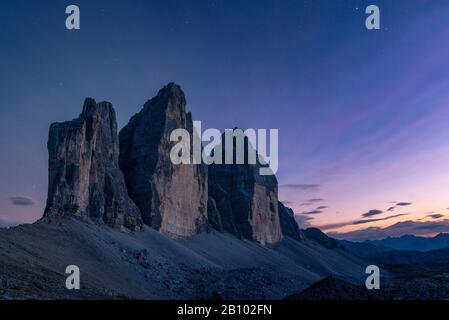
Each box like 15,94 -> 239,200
208,130 -> 282,244
119,83 -> 208,238
44,98 -> 142,231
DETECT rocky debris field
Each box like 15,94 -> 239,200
0,218 -> 367,300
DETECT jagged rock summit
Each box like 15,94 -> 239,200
119,83 -> 208,238
43,98 -> 142,231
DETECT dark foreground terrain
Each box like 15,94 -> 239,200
285,238 -> 449,300
3,218 -> 449,300
0,218 -> 367,300
287,273 -> 449,300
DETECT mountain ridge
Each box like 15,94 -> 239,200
363,233 -> 449,252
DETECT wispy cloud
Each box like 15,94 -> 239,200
426,213 -> 444,219
316,221 -> 353,230
300,198 -> 324,206
308,198 -> 324,202
396,202 -> 412,206
280,184 -> 320,192
8,196 -> 34,207
300,210 -> 323,215
384,202 -> 412,212
353,214 -> 409,225
361,209 -> 383,218
330,219 -> 449,240
319,213 -> 409,230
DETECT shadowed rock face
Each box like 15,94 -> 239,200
278,202 -> 305,241
304,228 -> 341,249
119,83 -> 208,238
43,98 -> 142,231
208,131 -> 282,244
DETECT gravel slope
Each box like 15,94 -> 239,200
0,218 -> 368,300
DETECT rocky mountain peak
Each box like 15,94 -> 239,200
156,82 -> 185,100
119,84 -> 208,238
43,98 -> 142,231
141,82 -> 187,118
208,129 -> 282,244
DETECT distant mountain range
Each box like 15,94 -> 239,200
0,218 -> 17,228
352,233 -> 449,252
339,233 -> 449,267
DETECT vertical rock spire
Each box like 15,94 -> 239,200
208,130 -> 283,244
43,98 -> 142,231
119,83 -> 208,237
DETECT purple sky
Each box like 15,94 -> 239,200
1,0 -> 449,239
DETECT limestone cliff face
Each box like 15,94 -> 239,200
42,84 -> 297,242
278,202 -> 305,241
119,83 -> 208,238
208,131 -> 282,244
43,98 -> 142,231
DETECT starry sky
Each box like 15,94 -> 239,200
1,0 -> 449,240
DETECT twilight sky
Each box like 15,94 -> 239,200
1,0 -> 449,240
